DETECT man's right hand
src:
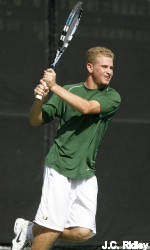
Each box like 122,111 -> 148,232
34,79 -> 49,101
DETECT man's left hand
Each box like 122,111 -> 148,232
43,68 -> 57,89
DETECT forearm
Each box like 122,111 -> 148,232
51,84 -> 90,114
29,99 -> 44,126
43,68 -> 100,114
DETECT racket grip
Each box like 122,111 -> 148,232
35,81 -> 47,100
35,94 -> 43,100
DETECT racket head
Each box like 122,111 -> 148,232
51,1 -> 83,69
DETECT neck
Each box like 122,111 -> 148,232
84,75 -> 105,90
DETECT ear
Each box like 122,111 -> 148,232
87,63 -> 93,74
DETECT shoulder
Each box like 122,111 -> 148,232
63,82 -> 84,92
107,87 -> 121,103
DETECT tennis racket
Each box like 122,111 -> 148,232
36,1 -> 83,100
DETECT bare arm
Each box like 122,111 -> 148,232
29,99 -> 44,126
29,69 -> 101,126
29,80 -> 49,126
43,69 -> 101,115
50,84 -> 100,114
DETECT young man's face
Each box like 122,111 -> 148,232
87,56 -> 114,86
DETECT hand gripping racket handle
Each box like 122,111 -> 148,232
35,65 -> 55,100
35,81 -> 47,100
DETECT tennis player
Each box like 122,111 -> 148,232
12,47 -> 121,250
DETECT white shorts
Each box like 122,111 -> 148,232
34,166 -> 98,236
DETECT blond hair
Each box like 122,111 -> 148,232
86,47 -> 114,64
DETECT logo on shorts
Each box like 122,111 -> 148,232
42,216 -> 48,220
16,231 -> 22,243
